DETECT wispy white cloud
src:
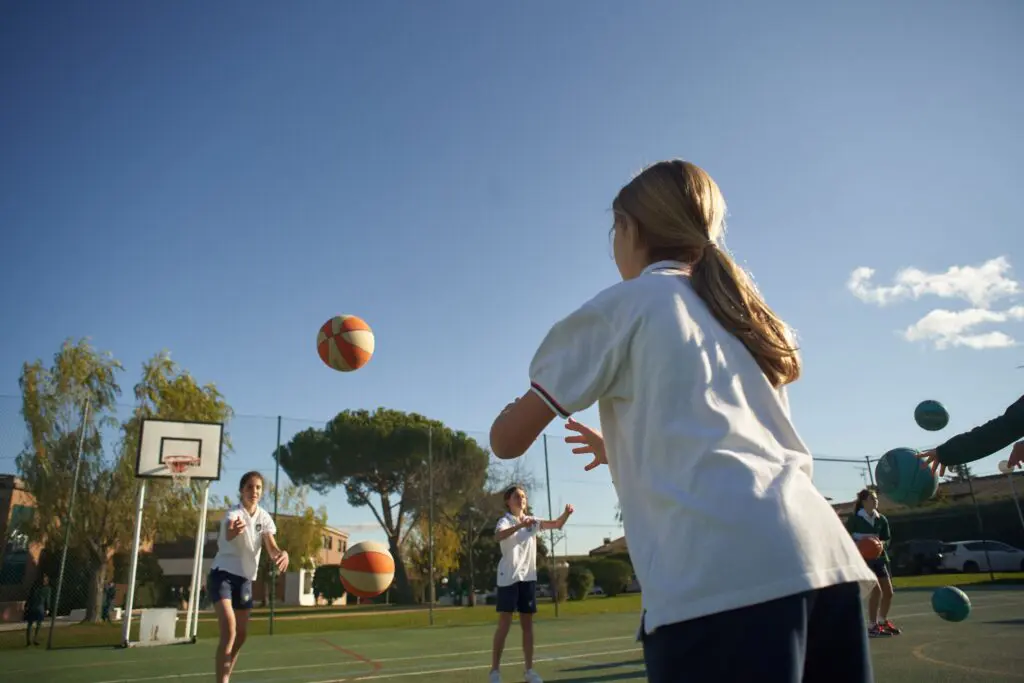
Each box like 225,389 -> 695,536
847,257 -> 1023,350
902,306 -> 1024,349
847,256 -> 1020,308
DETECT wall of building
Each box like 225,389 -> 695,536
0,476 -> 45,608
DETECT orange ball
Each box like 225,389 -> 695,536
317,315 -> 375,372
857,536 -> 884,561
339,540 -> 395,598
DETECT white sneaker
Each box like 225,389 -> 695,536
524,669 -> 543,683
488,670 -> 502,683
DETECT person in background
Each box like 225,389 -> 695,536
24,574 -> 52,646
918,395 -> 1023,475
488,485 -> 574,683
102,580 -> 116,622
846,489 -> 899,637
208,471 -> 289,683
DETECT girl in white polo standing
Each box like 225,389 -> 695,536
208,471 -> 289,683
489,484 -> 573,683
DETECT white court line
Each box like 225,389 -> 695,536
91,635 -> 636,683
307,647 -> 645,683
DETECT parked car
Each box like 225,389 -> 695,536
939,540 -> 1024,573
889,539 -> 944,575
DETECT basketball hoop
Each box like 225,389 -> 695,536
164,456 -> 199,490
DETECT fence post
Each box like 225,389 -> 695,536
270,416 -> 281,635
428,427 -> 435,626
963,471 -> 996,581
543,435 -> 559,617
47,397 -> 90,650
999,461 -> 1024,536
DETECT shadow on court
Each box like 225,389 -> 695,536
547,658 -> 647,681
545,673 -> 646,682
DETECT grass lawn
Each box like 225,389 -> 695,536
4,572 -> 1020,651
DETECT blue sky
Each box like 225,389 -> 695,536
1,1 -> 1022,557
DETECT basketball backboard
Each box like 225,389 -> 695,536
134,419 -> 223,481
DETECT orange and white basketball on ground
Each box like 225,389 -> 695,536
339,540 -> 395,598
317,315 -> 375,372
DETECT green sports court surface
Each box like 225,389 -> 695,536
5,588 -> 1022,682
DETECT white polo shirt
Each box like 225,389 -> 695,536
495,512 -> 540,587
211,503 -> 277,582
529,260 -> 878,634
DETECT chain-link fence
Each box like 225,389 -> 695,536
1,393 -> 1022,650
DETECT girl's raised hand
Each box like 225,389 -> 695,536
565,418 -> 607,471
226,515 -> 246,540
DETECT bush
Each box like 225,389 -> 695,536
312,565 -> 344,605
589,559 -> 632,597
567,565 -> 594,600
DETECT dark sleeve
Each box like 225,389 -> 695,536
878,516 -> 891,543
935,395 -> 1024,467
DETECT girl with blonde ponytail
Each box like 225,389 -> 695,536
489,160 -> 879,682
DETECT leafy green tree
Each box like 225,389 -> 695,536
405,520 -> 460,602
17,339 -> 233,622
274,408 -> 489,603
589,558 -> 633,597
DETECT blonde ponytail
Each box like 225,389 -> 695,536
613,160 -> 801,387
691,244 -> 800,387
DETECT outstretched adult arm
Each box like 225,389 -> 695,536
932,395 -> 1024,467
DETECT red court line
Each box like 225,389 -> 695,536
321,638 -> 383,673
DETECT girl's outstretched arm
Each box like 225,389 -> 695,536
539,504 -> 575,530
490,391 -> 557,460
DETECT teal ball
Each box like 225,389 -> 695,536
875,447 -> 939,506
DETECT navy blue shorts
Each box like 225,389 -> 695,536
24,607 -> 44,623
866,558 -> 890,580
641,582 -> 873,683
207,568 -> 254,611
496,580 -> 537,614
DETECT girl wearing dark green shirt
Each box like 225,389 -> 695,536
846,489 -> 900,637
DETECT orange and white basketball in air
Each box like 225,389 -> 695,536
339,540 -> 395,598
317,315 -> 375,372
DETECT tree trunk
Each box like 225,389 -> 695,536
386,536 -> 414,603
86,562 -> 106,623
